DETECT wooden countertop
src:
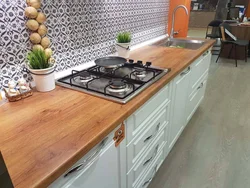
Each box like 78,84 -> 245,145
0,38 -> 215,188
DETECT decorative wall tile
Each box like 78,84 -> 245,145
0,0 -> 169,89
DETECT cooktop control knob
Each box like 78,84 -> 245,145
137,60 -> 143,66
128,59 -> 134,64
146,62 -> 152,67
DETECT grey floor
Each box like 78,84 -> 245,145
148,56 -> 250,188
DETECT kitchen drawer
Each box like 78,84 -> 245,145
127,130 -> 165,188
188,51 -> 211,95
49,126 -> 119,188
186,74 -> 208,124
135,150 -> 164,188
126,84 -> 170,143
126,102 -> 169,171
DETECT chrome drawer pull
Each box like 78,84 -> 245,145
143,123 -> 160,143
203,51 -> 209,56
180,66 -> 191,76
144,135 -> 153,143
142,164 -> 158,187
197,82 -> 204,90
143,145 -> 159,166
64,137 -> 109,177
143,156 -> 153,167
142,177 -> 153,187
64,164 -> 84,177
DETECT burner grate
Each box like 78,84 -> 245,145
56,60 -> 170,103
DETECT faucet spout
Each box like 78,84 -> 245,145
170,5 -> 189,39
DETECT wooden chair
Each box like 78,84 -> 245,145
216,23 -> 249,67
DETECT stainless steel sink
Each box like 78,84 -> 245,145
155,38 -> 205,50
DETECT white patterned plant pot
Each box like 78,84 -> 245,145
28,65 -> 56,92
116,43 -> 131,58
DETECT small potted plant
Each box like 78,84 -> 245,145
26,49 -> 56,92
116,32 -> 132,58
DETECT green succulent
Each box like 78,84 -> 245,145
27,49 -> 51,69
117,32 -> 132,43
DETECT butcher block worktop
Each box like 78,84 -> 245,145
0,38 -> 215,188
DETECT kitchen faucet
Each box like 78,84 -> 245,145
170,5 -> 189,39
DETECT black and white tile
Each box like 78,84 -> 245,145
0,0 -> 169,89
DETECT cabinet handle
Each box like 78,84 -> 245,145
203,51 -> 209,56
180,67 -> 191,76
143,123 -> 160,143
143,145 -> 159,166
142,164 -> 158,187
197,82 -> 204,90
64,137 -> 109,177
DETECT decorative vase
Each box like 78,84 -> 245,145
116,42 -> 131,58
28,64 -> 56,92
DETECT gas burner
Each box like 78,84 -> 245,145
100,67 -> 116,74
133,69 -> 147,79
57,60 -> 170,103
110,80 -> 126,89
73,72 -> 93,83
107,79 -> 130,93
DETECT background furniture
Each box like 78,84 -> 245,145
230,23 -> 250,39
221,23 -> 250,60
205,20 -> 223,39
216,23 -> 249,67
205,20 -> 223,55
229,7 -> 240,19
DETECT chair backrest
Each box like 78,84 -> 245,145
208,20 -> 223,27
205,20 -> 223,39
219,23 -> 231,41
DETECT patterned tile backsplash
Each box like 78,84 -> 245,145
0,0 -> 169,89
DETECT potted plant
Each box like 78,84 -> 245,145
116,32 -> 132,58
26,49 -> 56,92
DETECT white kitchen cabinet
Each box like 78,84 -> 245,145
185,75 -> 208,123
127,130 -> 165,188
49,50 -> 212,188
185,51 -> 211,124
188,51 -> 211,96
168,66 -> 191,150
49,126 -> 125,188
126,84 -> 170,144
126,100 -> 169,172
135,150 -> 164,188
124,84 -> 171,188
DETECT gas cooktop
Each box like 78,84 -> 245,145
56,59 -> 170,104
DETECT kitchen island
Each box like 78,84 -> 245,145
0,38 -> 215,188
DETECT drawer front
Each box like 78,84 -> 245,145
135,150 -> 164,188
126,102 -> 169,171
127,130 -> 165,188
126,84 -> 170,143
49,126 -> 119,188
186,74 -> 208,124
188,51 -> 211,95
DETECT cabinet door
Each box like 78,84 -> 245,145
49,126 -> 126,188
185,76 -> 208,124
64,141 -> 120,188
169,67 -> 191,150
188,51 -> 211,96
